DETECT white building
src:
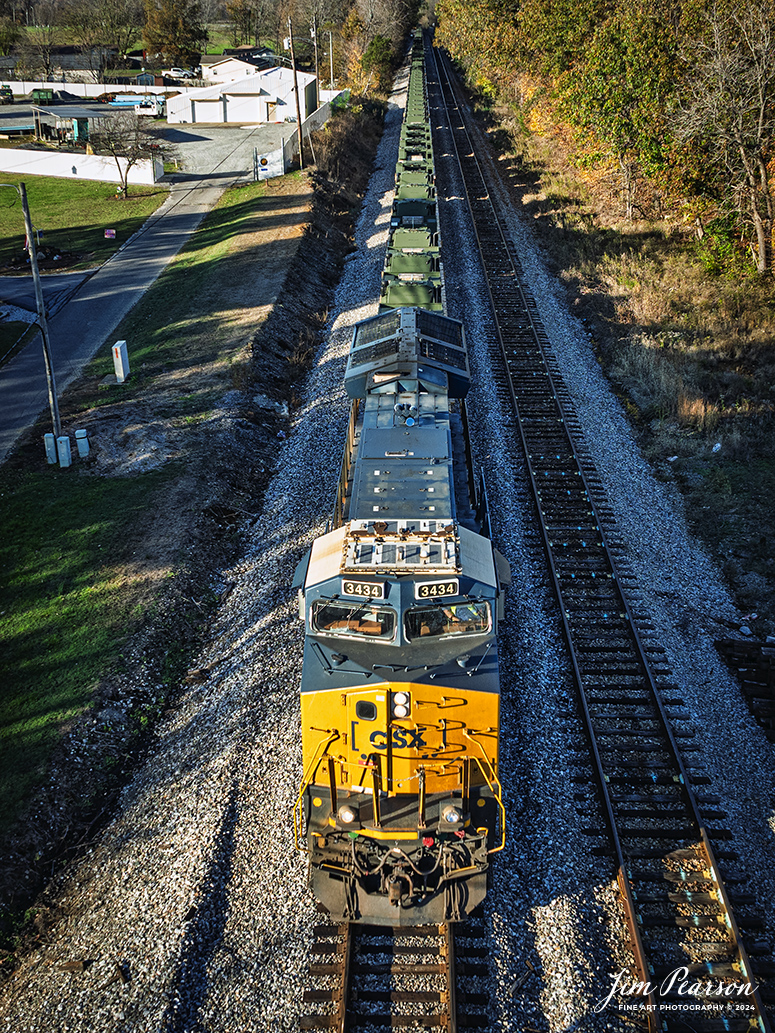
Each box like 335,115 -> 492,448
202,57 -> 264,83
166,67 -> 318,125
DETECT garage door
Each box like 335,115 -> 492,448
192,98 -> 223,123
225,93 -> 260,123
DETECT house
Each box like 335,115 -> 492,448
166,67 -> 318,125
203,57 -> 264,84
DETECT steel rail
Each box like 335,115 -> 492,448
301,921 -> 478,1030
429,39 -> 773,1033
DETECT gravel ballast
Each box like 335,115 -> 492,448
2,50 -> 775,1033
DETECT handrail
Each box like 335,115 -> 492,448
463,730 -> 506,853
333,399 -> 359,529
293,729 -> 340,851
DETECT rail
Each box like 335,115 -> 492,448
431,40 -> 773,1033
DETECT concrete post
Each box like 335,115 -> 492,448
112,340 -> 129,383
75,429 -> 89,458
57,435 -> 72,467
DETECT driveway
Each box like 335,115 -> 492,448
0,120 -> 293,462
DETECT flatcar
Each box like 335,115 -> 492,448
293,31 -> 510,926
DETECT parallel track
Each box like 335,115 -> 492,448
429,39 -> 774,1033
301,919 -> 489,1030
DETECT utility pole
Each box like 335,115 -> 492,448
15,182 -> 61,438
311,13 -> 319,103
288,16 -> 304,170
328,30 -> 334,90
21,183 -> 60,438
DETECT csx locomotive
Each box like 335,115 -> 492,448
293,31 -> 510,926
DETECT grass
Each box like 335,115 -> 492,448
88,177 -> 276,380
0,174 -> 167,269
0,321 -> 32,364
0,468 -> 168,828
0,173 -> 303,838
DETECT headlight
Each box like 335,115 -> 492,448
338,805 -> 357,824
442,805 -> 462,824
393,691 -> 410,717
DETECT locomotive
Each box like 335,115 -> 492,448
292,31 -> 510,926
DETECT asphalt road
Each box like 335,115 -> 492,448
0,270 -> 88,314
0,121 -> 290,462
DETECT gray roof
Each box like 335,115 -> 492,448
32,105 -> 114,120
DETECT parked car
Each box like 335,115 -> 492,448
0,85 -> 13,104
162,67 -> 193,79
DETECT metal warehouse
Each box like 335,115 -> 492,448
166,68 -> 318,125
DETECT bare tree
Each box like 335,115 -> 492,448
65,0 -> 104,81
676,1 -> 775,274
18,0 -> 62,79
90,111 -> 173,195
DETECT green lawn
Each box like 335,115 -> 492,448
0,174 -> 167,269
0,467 -> 168,828
0,320 -> 32,362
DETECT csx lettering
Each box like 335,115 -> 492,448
369,728 -> 427,750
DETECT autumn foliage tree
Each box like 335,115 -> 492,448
436,0 -> 775,272
561,3 -> 680,218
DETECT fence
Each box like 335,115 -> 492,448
0,148 -> 162,185
267,97 -> 342,179
0,80 -> 202,99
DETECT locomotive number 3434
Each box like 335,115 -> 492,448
415,579 -> 459,599
342,580 -> 385,599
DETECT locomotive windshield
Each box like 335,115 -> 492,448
312,600 -> 397,640
404,601 -> 491,640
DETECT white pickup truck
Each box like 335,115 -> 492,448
135,96 -> 166,116
162,67 -> 193,79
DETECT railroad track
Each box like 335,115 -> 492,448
300,918 -> 489,1030
429,39 -> 775,1033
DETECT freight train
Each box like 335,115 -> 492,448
292,30 -> 510,926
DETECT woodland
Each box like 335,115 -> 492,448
436,0 -> 775,275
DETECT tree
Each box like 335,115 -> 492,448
17,0 -> 62,79
675,0 -> 775,273
360,32 -> 391,90
100,0 -> 143,61
143,0 -> 205,64
562,3 -> 680,218
0,15 -> 19,54
226,0 -> 252,43
65,0 -> 106,81
90,111 -> 172,195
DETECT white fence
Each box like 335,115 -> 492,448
1,80 -> 201,98
0,147 -> 162,184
